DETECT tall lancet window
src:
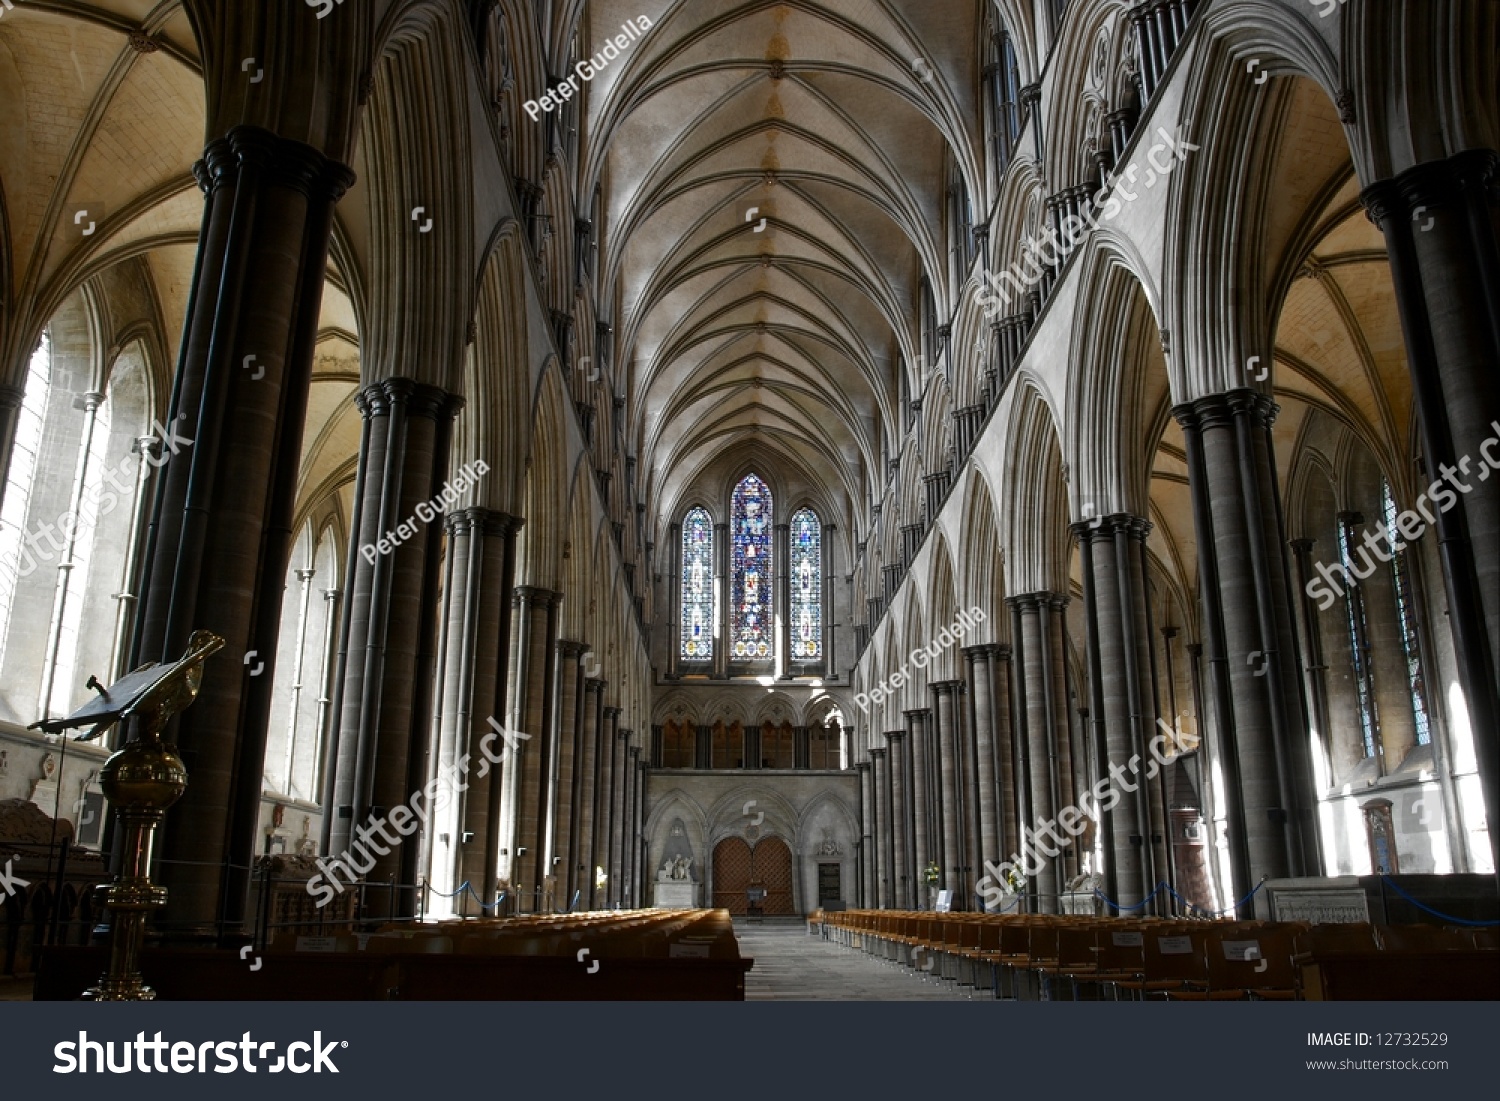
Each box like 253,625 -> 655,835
789,507 -> 822,661
680,507 -> 714,662
730,474 -> 773,661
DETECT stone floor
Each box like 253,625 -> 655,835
736,919 -> 982,1001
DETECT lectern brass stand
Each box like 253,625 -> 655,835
31,630 -> 225,1000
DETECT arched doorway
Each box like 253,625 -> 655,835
712,836 -> 795,915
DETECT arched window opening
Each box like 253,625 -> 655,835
1382,483 -> 1431,747
0,334 -> 53,672
730,475 -> 773,662
680,507 -> 713,662
1337,514 -> 1379,759
790,507 -> 822,662
264,523 -> 341,805
0,332 -> 152,727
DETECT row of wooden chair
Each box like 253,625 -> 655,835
365,907 -> 742,960
809,910 -> 1497,1000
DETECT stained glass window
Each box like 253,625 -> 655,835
730,474 -> 773,661
790,507 -> 822,661
680,507 -> 713,662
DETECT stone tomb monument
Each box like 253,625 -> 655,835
652,818 -> 700,908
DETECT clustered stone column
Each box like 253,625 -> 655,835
1174,391 -> 1320,893
131,127 -> 354,937
433,508 -> 521,902
548,640 -> 588,905
962,645 -> 1002,891
1074,515 -> 1162,907
324,378 -> 463,919
930,681 -> 964,901
1363,150 -> 1500,868
596,705 -> 621,905
571,678 -> 604,905
506,586 -> 560,910
1007,594 -> 1071,912
885,730 -> 909,909
857,760 -> 874,906
905,707 -> 932,908
869,746 -> 888,907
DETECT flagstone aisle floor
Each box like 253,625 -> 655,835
735,920 -> 984,1001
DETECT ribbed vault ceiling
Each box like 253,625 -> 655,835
581,0 -> 982,522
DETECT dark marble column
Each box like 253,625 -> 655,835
129,129 -> 354,936
989,644 -> 1018,861
508,586 -> 560,911
964,645 -> 1001,885
931,681 -> 964,901
624,742 -> 640,906
597,704 -> 621,905
886,730 -> 909,909
856,760 -> 874,907
1363,151 -> 1500,867
322,380 -> 463,921
873,745 -> 893,906
1075,516 -> 1158,907
905,708 -> 932,908
548,640 -> 587,904
1174,391 -> 1319,895
571,678 -> 604,905
435,509 -> 521,901
1007,594 -> 1069,912
611,728 -> 632,904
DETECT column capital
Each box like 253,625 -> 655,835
903,707 -> 931,721
884,730 -> 906,744
513,584 -> 562,608
1071,512 -> 1151,541
930,680 -> 962,696
856,760 -> 872,773
558,639 -> 590,658
585,678 -> 607,694
961,644 -> 989,663
986,643 -> 1012,661
1289,537 -> 1315,555
869,747 -> 886,760
1172,388 -> 1278,432
603,705 -> 623,719
444,506 -> 522,537
1006,591 -> 1064,612
355,378 -> 463,421
617,728 -> 633,742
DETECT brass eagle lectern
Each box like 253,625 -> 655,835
31,629 -> 225,1000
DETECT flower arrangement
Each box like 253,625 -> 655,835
923,861 -> 940,886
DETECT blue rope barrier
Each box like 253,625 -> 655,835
566,889 -> 581,914
425,880 -> 506,910
1093,881 -> 1164,913
1093,878 -> 1269,917
1164,879 -> 1267,918
1380,876 -> 1500,927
